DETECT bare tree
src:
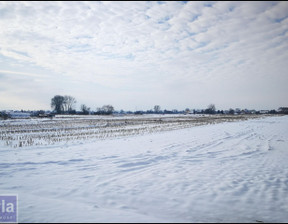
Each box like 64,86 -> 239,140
228,108 -> 235,115
205,104 -> 216,114
95,105 -> 114,115
81,104 -> 90,115
154,105 -> 161,113
64,95 -> 76,113
102,105 -> 114,115
51,95 -> 65,114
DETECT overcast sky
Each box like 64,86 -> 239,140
0,1 -> 288,111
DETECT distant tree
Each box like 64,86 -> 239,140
134,111 -> 143,115
154,105 -> 161,113
95,105 -> 114,115
64,95 -> 76,113
81,104 -> 90,115
164,109 -> 173,114
101,105 -> 114,115
95,107 -> 102,114
69,109 -> 76,115
51,95 -> 65,114
205,104 -> 216,114
185,108 -> 190,114
0,112 -> 9,120
228,108 -> 235,114
278,107 -> 288,114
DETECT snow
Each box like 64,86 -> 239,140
0,115 -> 288,223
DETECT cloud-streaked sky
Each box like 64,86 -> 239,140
1,1 -> 288,111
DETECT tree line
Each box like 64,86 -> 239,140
51,95 -> 114,115
50,95 -> 287,116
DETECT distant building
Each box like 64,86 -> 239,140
8,111 -> 31,119
259,110 -> 269,114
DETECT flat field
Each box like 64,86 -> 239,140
0,114 -> 268,148
0,114 -> 288,223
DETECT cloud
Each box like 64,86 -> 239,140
0,1 -> 287,110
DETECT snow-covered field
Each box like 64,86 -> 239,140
0,114 -> 266,148
0,115 -> 288,223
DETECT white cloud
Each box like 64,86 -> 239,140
0,1 -> 287,110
